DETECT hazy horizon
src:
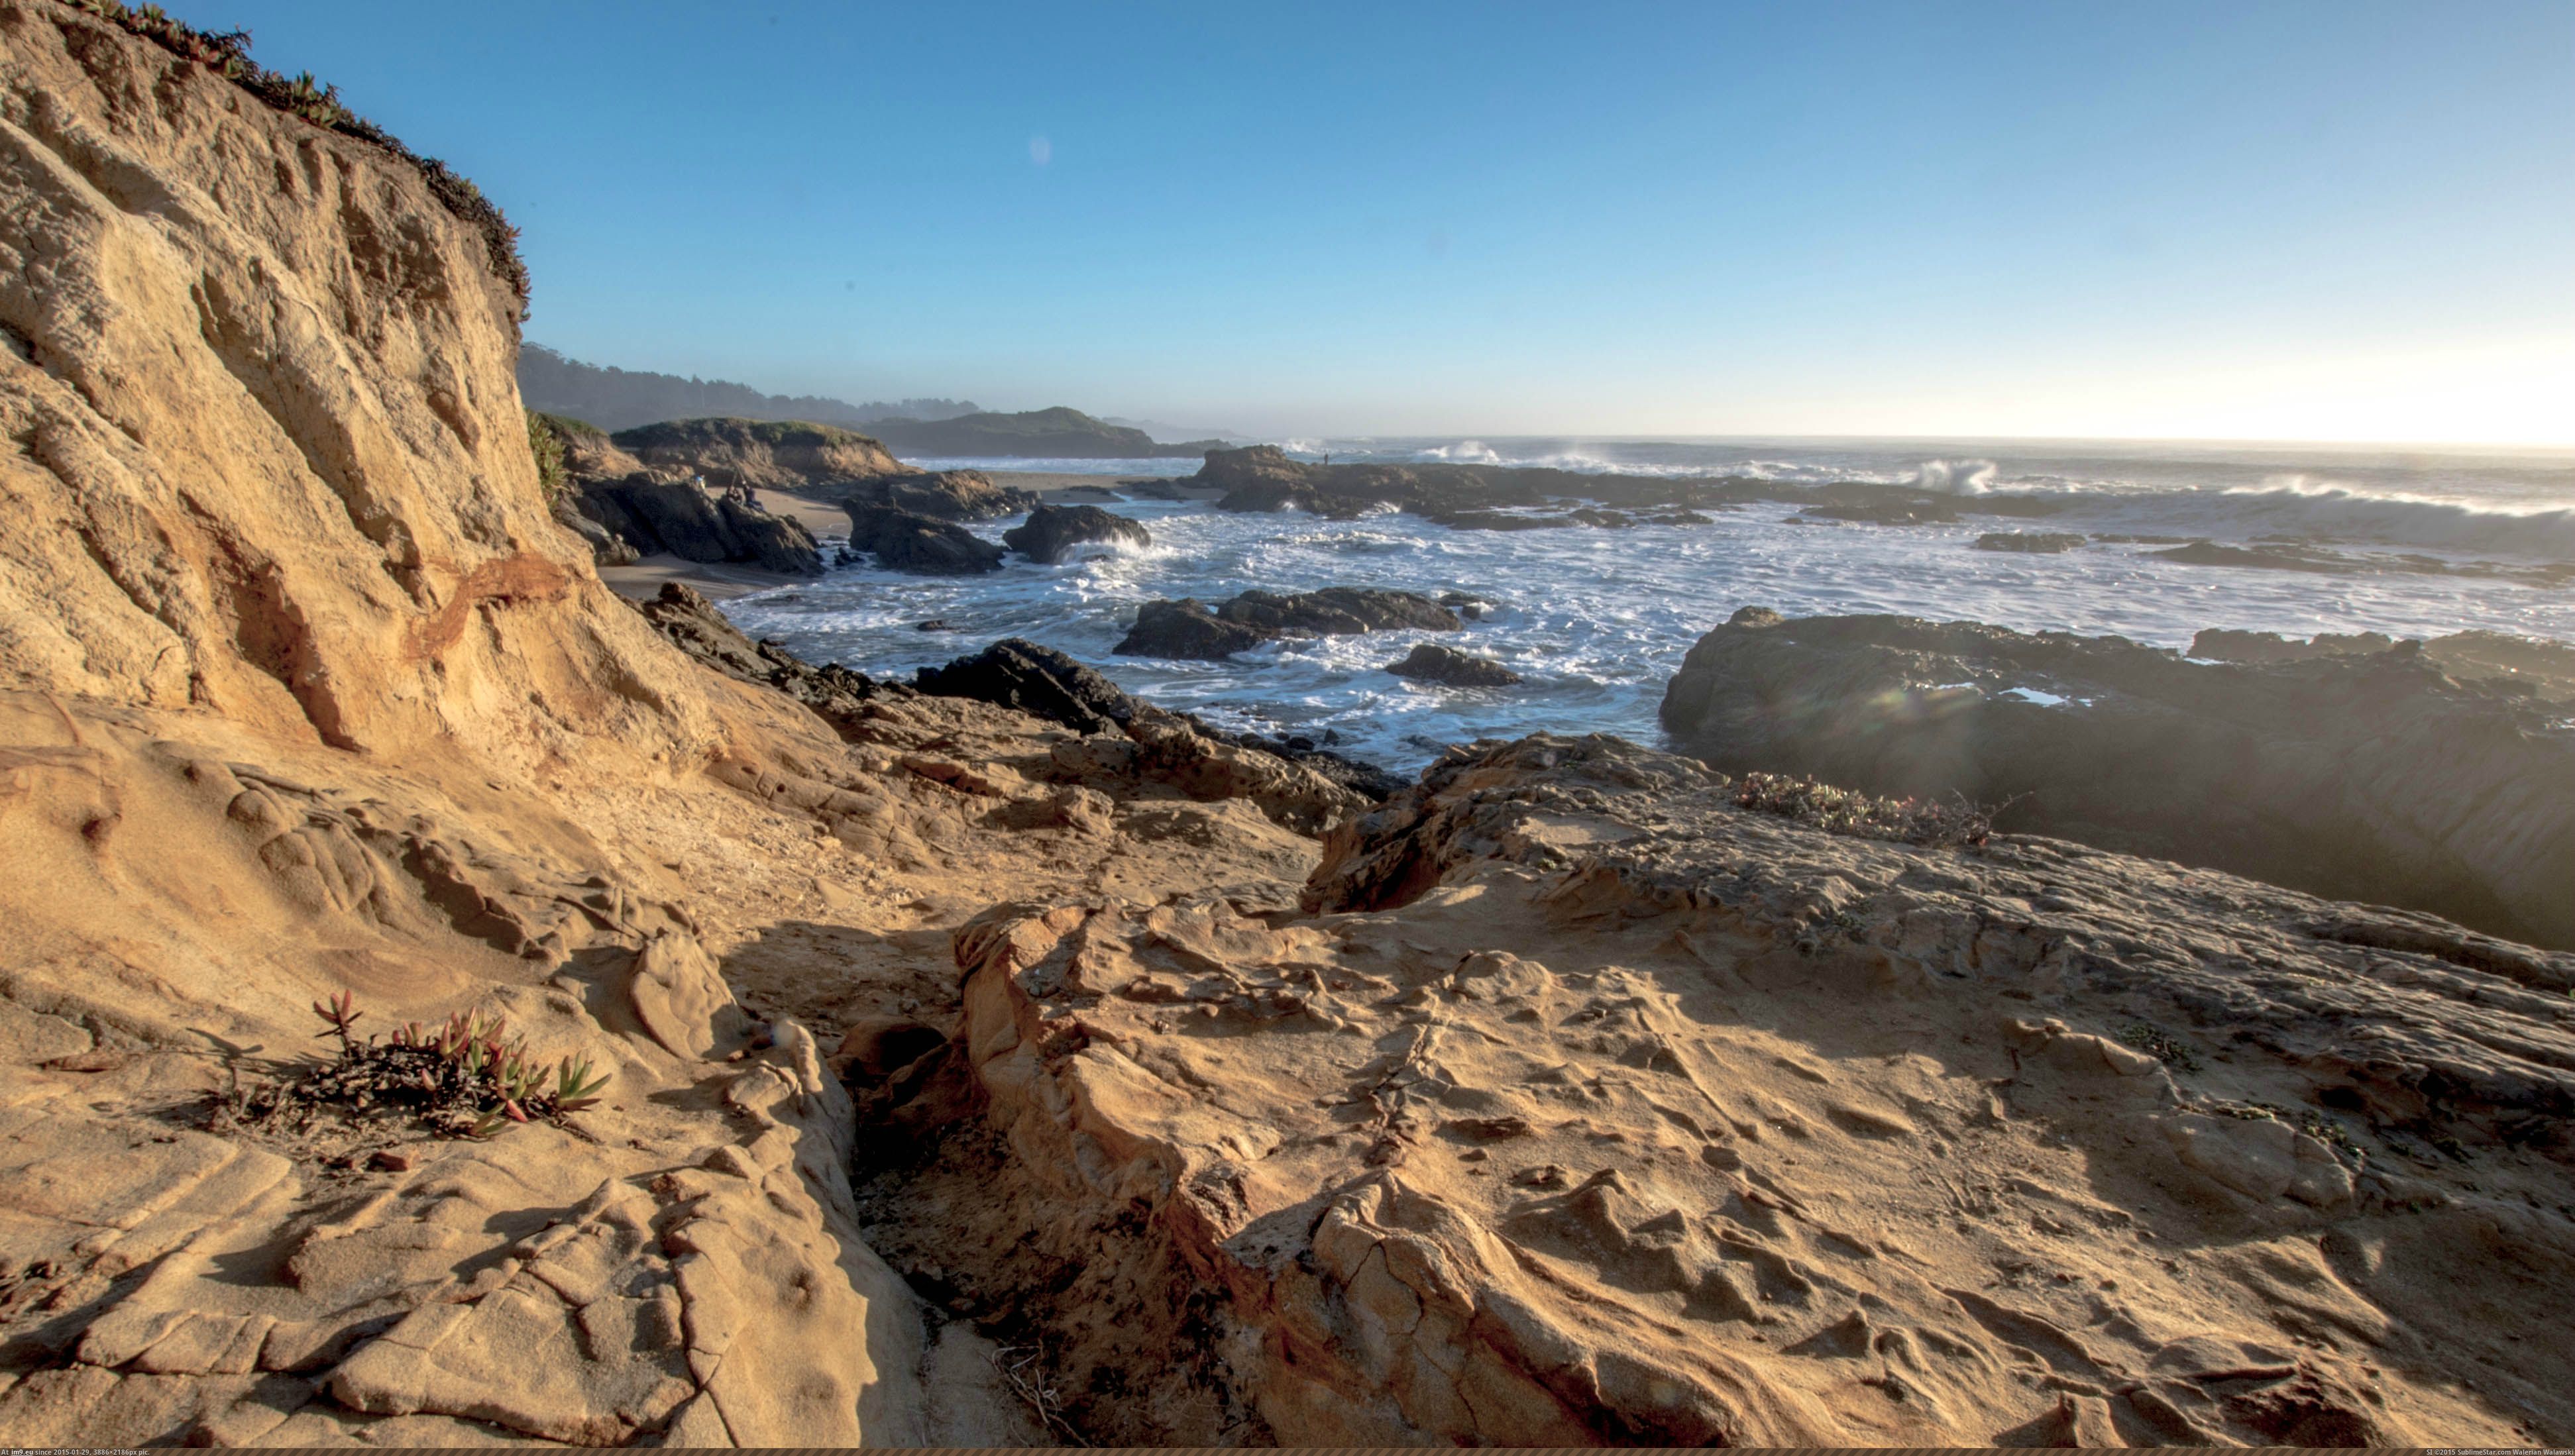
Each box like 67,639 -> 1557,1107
224,1 -> 2574,448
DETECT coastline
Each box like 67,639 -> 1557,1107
596,471 -> 1220,600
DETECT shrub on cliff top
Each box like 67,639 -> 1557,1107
1731,770 -> 1999,847
526,409 -> 569,500
60,0 -> 530,317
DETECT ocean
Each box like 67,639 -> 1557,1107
725,437 -> 2575,771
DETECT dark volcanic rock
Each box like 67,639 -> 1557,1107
552,495 -> 637,565
1659,608 -> 2575,948
837,470 -> 1038,521
1802,499 -> 1960,525
2153,540 -> 2359,574
914,639 -> 1134,735
1004,503 -> 1151,563
1113,599 -> 1276,660
1385,644 -> 1522,687
1217,588 -> 1462,636
570,472 -> 821,573
1114,588 -> 1462,660
911,638 -> 1406,798
630,582 -> 904,734
2191,628 -> 2575,703
1975,531 -> 2088,553
602,475 -> 734,562
2191,628 -> 2397,664
716,495 -> 823,574
843,503 -> 1007,574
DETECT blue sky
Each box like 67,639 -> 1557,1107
215,1 -> 2573,442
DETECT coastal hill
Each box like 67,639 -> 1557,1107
2,1 -> 2570,1447
610,416 -> 903,488
518,343 -> 977,433
865,404 -> 1224,458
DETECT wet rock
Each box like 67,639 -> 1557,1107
1003,503 -> 1151,563
1659,609 -> 2575,947
842,504 -> 1007,574
914,639 -> 1134,736
1802,499 -> 1959,525
1113,599 -> 1277,660
1218,588 -> 1463,636
2191,627 -> 2395,663
1975,531 -> 2087,552
2153,540 -> 2358,574
1115,588 -> 1462,660
1385,644 -> 1522,687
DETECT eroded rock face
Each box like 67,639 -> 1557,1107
1003,502 -> 1150,563
867,731 -> 2570,1445
1659,610 -> 2575,949
0,9 -> 930,1441
842,503 -> 1006,574
0,0 -> 711,761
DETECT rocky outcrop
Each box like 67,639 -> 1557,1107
835,469 -> 1038,521
1660,609 -> 2575,948
1975,531 -> 2087,552
912,637 -> 1402,805
913,638 -> 1132,735
2194,627 -> 2575,701
633,582 -> 905,733
1115,588 -> 1465,660
1112,599 -> 1274,659
1385,643 -> 1522,686
571,474 -> 822,573
611,417 -> 901,489
1003,503 -> 1150,562
1222,587 -> 1463,635
856,731 -> 2572,1445
535,412 -> 647,482
842,504 -> 1006,574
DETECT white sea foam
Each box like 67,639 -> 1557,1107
1909,459 -> 1999,495
732,438 -> 2575,771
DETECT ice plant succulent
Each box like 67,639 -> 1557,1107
288,993 -> 611,1137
